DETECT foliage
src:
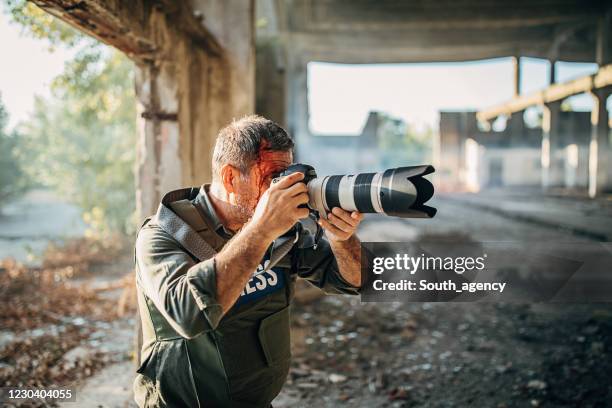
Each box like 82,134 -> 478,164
16,51 -> 136,235
5,1 -> 137,235
0,96 -> 28,207
6,0 -> 85,48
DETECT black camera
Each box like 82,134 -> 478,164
278,163 -> 436,218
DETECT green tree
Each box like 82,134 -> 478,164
0,96 -> 28,207
5,1 -> 137,235
6,0 -> 84,47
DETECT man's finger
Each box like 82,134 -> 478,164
327,213 -> 354,233
331,207 -> 358,227
271,172 -> 304,190
285,180 -> 308,196
319,217 -> 347,237
350,211 -> 364,221
291,193 -> 309,206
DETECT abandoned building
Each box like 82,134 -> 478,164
436,110 -> 600,192
30,0 -> 612,222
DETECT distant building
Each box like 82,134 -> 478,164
297,111 -> 388,175
435,110 -> 606,192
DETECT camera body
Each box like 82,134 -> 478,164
278,163 -> 436,219
278,163 -> 318,213
279,163 -> 318,184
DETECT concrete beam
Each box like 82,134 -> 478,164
31,0 -> 222,63
286,25 -> 566,63
264,0 -> 608,64
477,64 -> 612,122
284,0 -> 605,31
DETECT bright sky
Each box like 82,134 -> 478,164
0,10 -> 604,135
0,11 -> 74,130
308,59 -> 600,135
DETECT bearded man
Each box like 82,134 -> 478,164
133,115 -> 362,407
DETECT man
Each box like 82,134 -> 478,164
133,115 -> 363,407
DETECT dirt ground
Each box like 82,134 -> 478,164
0,239 -> 137,408
277,297 -> 612,408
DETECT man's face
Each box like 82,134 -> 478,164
232,147 -> 293,220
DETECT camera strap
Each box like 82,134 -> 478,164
266,228 -> 300,272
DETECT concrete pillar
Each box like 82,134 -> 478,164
564,143 -> 579,189
285,57 -> 310,161
132,1 -> 255,220
135,63 -> 180,219
595,12 -> 612,67
508,111 -> 525,145
541,101 -> 564,189
549,60 -> 557,84
588,89 -> 611,197
256,39 -> 287,127
512,56 -> 521,98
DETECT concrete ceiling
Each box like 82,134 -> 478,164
257,0 -> 612,64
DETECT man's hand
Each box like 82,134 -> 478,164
248,171 -> 310,241
318,207 -> 364,242
317,207 -> 363,287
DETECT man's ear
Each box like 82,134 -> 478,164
220,164 -> 241,194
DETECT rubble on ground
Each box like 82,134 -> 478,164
0,238 -> 136,407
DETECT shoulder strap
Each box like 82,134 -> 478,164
170,199 -> 209,232
169,199 -> 226,252
171,198 -> 296,270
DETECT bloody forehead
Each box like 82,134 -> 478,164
255,140 -> 292,176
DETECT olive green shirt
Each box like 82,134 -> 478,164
133,186 -> 358,407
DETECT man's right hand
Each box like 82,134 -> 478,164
248,171 -> 310,241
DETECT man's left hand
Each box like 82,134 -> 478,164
318,207 -> 363,242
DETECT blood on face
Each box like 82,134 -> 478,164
252,139 -> 292,199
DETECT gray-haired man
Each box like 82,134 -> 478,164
133,115 -> 363,407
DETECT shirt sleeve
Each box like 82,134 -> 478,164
294,236 -> 360,295
135,225 -> 224,339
